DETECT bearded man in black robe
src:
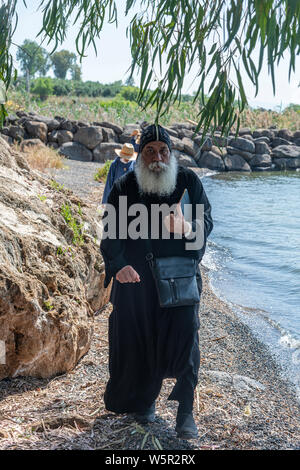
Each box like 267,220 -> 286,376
100,124 -> 213,439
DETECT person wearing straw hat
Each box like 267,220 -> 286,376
102,143 -> 138,204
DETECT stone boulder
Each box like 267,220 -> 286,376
96,121 -> 123,135
255,141 -> 271,155
24,121 -> 48,142
58,142 -> 93,161
224,154 -> 251,171
25,114 -> 60,132
197,150 -> 225,171
55,130 -> 73,146
249,153 -> 272,168
226,146 -> 254,163
173,150 -> 198,168
273,157 -> 300,170
170,136 -> 185,152
93,142 -> 123,163
73,126 -> 103,150
0,137 -> 108,380
181,137 -> 199,157
254,136 -> 270,144
7,126 -> 25,141
59,119 -> 74,132
238,127 -> 252,136
272,145 -> 300,159
294,138 -> 300,147
271,137 -> 292,148
253,129 -> 275,140
228,136 -> 255,154
119,124 -> 140,144
101,127 -> 117,143
277,128 -> 293,141
20,139 -> 46,152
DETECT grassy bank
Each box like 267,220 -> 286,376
6,88 -> 300,131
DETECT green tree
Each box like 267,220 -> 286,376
16,39 -> 50,91
1,1 -> 300,132
71,63 -> 82,81
50,50 -> 77,79
31,76 -> 53,100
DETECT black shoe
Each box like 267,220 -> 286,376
133,402 -> 156,424
175,412 -> 198,439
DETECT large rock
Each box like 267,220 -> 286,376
238,127 -> 252,136
96,121 -> 123,135
20,139 -> 46,152
272,145 -> 300,159
0,136 -> 108,380
253,129 -> 275,140
173,150 -> 198,168
226,146 -> 254,163
7,126 -> 25,141
24,121 -> 48,142
197,150 -> 225,171
55,130 -> 73,146
271,137 -> 291,148
119,124 -> 140,144
73,126 -> 103,150
277,128 -> 293,141
93,142 -> 123,162
249,153 -> 272,168
101,127 -> 117,143
228,136 -> 255,154
25,114 -> 60,132
224,154 -> 251,171
170,135 -> 185,152
255,141 -> 271,155
181,137 -> 199,157
58,142 -> 93,161
273,157 -> 300,170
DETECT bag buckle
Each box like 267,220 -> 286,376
145,252 -> 154,261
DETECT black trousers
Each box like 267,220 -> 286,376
104,260 -> 201,414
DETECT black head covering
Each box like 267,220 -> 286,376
139,124 -> 172,153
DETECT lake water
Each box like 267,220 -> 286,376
200,170 -> 300,395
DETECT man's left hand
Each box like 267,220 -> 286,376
163,202 -> 191,234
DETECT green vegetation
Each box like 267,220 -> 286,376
37,194 -> 47,202
43,300 -> 54,311
31,77 -> 53,101
94,160 -> 113,183
50,179 -> 65,192
61,202 -> 85,246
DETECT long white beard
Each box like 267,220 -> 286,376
134,152 -> 178,197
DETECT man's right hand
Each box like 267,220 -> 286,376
116,265 -> 140,283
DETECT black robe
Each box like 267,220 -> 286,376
100,166 -> 213,413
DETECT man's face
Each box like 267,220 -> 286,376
141,141 -> 170,172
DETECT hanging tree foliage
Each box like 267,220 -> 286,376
0,0 -> 299,134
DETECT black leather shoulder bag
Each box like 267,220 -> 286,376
144,189 -> 200,308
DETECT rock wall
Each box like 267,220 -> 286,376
0,136 -> 109,380
1,112 -> 300,172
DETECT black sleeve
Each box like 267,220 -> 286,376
183,170 -> 213,261
100,179 -> 128,288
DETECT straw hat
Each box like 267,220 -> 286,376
115,143 -> 138,160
